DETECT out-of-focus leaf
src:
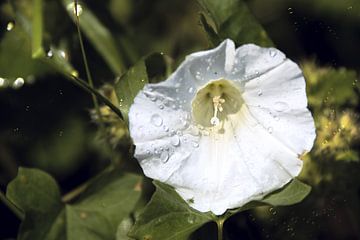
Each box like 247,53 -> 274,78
32,0 -> 45,58
44,46 -> 78,77
260,179 -> 311,206
197,0 -> 273,47
129,181 -> 212,240
6,168 -> 63,240
116,217 -> 134,240
0,27 -> 49,82
115,53 -> 168,123
302,61 -> 359,108
62,0 -> 125,75
6,167 -> 142,239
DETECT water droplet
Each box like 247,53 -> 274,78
67,2 -> 83,16
6,22 -> 14,31
267,127 -> 273,133
188,87 -> 194,93
70,70 -> 79,77
257,89 -> 263,96
273,114 -> 280,121
195,71 -> 202,80
59,50 -> 66,58
163,125 -> 169,132
176,130 -> 183,136
187,216 -> 195,224
0,77 -> 6,87
47,50 -> 53,58
151,114 -> 163,127
269,49 -> 277,57
274,102 -> 288,112
146,150 -> 151,155
269,207 -> 277,215
288,7 -> 294,14
192,142 -> 199,148
171,136 -> 180,146
160,151 -> 169,163
13,77 -> 24,89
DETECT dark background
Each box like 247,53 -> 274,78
1,0 -> 359,239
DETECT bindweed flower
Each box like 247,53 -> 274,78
129,39 -> 316,215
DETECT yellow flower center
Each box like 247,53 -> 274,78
191,79 -> 243,129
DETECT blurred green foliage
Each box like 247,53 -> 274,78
0,0 -> 359,239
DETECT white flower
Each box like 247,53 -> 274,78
128,39 -> 316,215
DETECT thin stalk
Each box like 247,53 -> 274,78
0,190 -> 25,221
216,218 -> 225,240
73,0 -> 104,128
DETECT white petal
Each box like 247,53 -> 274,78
237,46 -> 315,155
226,44 -> 286,81
165,105 -> 303,215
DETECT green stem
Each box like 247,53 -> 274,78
73,0 -> 104,128
216,217 -> 225,240
0,190 -> 25,221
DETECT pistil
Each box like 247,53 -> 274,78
210,96 -> 225,126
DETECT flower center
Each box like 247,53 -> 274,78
191,79 -> 243,128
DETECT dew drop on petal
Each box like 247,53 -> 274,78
151,114 -> 163,127
163,125 -> 169,132
192,142 -> 199,148
188,87 -> 194,93
274,102 -> 289,112
257,89 -> 263,96
267,127 -> 273,134
160,151 -> 169,163
171,135 -> 180,146
269,49 -> 277,57
159,105 -> 164,110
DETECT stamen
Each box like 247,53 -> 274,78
210,96 -> 225,126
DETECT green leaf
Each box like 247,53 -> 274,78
62,0 -> 126,75
0,27 -> 50,82
261,179 -> 311,206
115,60 -> 148,124
32,0 -> 45,58
6,167 -> 142,240
6,168 -> 63,240
129,181 -> 212,240
197,0 -> 273,47
115,53 -> 168,123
